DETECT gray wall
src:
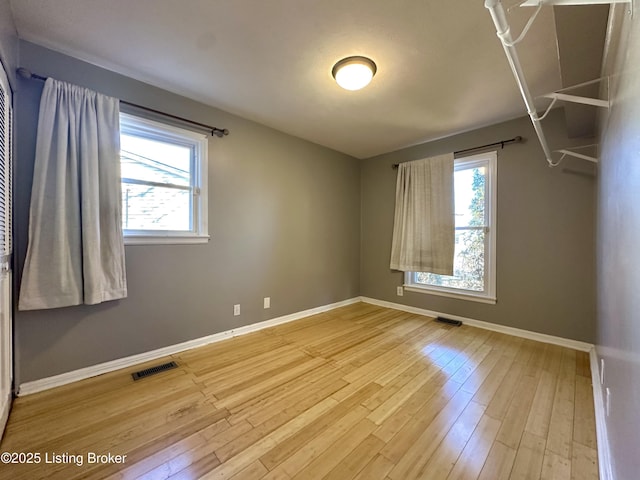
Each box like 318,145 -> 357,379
0,0 -> 17,87
597,4 -> 640,479
14,41 -> 361,385
361,109 -> 596,342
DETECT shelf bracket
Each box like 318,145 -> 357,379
555,149 -> 599,163
542,92 -> 609,108
520,0 -> 630,6
520,0 -> 633,18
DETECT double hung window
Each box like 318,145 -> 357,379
120,114 -> 208,244
405,151 -> 497,304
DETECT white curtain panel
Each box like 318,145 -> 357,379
19,78 -> 127,310
390,152 -> 455,274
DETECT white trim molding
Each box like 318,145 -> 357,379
404,151 -> 498,305
589,347 -> 614,480
360,297 -> 594,352
17,297 -> 361,396
403,285 -> 497,305
120,112 -> 209,243
0,392 -> 9,442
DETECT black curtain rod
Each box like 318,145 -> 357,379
16,67 -> 229,138
392,136 -> 523,169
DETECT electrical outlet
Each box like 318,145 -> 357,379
606,387 -> 611,417
264,297 -> 271,309
600,358 -> 605,385
233,304 -> 240,316
397,286 -> 404,296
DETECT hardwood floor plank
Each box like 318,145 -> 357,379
509,431 -> 546,480
114,417 -> 234,479
288,418 -> 377,480
212,357 -> 328,409
371,373 -> 451,443
322,433 -> 385,480
442,343 -> 495,384
471,354 -> 513,407
267,406 -> 371,478
546,350 -> 576,460
200,396 -> 341,480
541,450 -> 571,480
523,341 -> 548,379
477,441 -> 517,480
385,389 -> 474,479
485,360 -> 526,420
259,383 -> 381,470
573,376 -> 597,449
366,363 -> 439,424
525,370 -> 557,439
412,400 -> 486,479
216,392 -> 343,464
352,453 -> 395,480
163,451 -> 223,480
374,378 -> 461,450
446,414 -> 501,480
260,469 -> 292,480
571,442 -> 598,480
370,352 -> 426,388
193,344 -> 302,384
495,375 -> 538,449
541,344 -> 563,376
457,349 -> 502,394
229,460 -> 269,480
575,351 -> 591,379
241,374 -> 348,428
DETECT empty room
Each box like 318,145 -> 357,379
0,0 -> 638,479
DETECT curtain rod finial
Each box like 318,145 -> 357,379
17,67 -> 47,81
213,128 -> 229,138
17,67 -> 33,79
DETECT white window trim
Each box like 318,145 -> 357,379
404,151 -> 497,304
120,113 -> 209,245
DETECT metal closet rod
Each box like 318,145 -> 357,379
484,0 -> 555,166
392,136 -> 523,169
16,67 -> 229,138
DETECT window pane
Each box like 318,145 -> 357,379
121,133 -> 191,186
455,166 -> 485,227
416,229 -> 485,291
122,182 -> 191,231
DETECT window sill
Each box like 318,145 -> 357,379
124,235 -> 210,245
403,284 -> 496,305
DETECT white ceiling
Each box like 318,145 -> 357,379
10,0 -> 566,158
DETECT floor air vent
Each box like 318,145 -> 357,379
435,316 -> 463,327
132,361 -> 178,380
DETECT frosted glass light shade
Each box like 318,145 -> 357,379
332,56 -> 377,91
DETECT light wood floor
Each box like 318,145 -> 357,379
1,303 -> 598,480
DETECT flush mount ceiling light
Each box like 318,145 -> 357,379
332,56 -> 377,91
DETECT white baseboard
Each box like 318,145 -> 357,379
0,392 -> 10,441
589,347 -> 614,480
17,297 -> 361,396
360,296 -> 594,352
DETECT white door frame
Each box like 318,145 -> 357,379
0,61 -> 13,439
